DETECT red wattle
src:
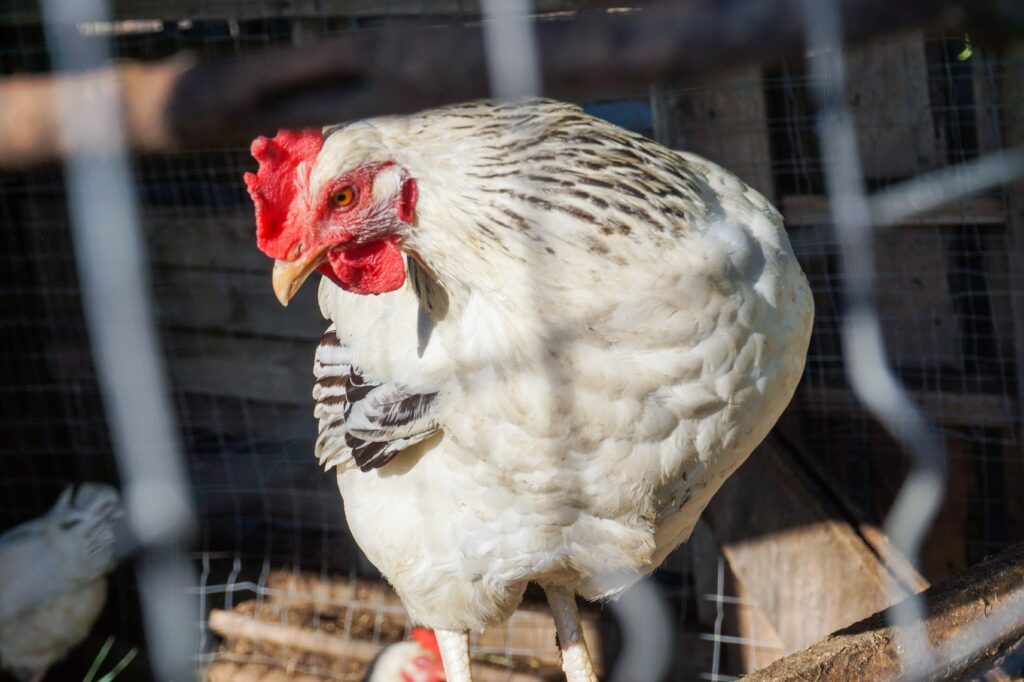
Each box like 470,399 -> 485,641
322,238 -> 406,295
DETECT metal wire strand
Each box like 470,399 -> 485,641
801,0 -> 948,678
39,1 -> 198,678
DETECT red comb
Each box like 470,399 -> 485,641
243,129 -> 324,259
411,628 -> 443,666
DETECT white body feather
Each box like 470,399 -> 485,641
310,100 -> 814,630
0,484 -> 122,678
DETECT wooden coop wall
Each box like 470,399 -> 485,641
130,20 -> 1024,681
652,32 -> 1024,676
3,5 -> 1023,681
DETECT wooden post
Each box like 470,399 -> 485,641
743,541 -> 1024,681
999,45 -> 1024,563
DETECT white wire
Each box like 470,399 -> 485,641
801,0 -> 945,678
480,0 -> 542,99
608,579 -> 674,682
871,149 -> 1024,228
39,2 -> 198,679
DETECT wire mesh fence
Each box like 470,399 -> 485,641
1,1 -> 1023,680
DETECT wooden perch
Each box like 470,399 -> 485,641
0,0 -> 956,168
208,609 -> 385,662
745,541 -> 1024,681
259,570 -> 605,673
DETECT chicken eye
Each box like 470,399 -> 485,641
331,186 -> 356,208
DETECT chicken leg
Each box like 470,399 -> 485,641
544,585 -> 598,682
435,628 -> 472,682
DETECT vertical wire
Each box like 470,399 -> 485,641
480,0 -> 542,100
478,0 -> 542,671
39,3 -> 198,678
478,3 -> 676,679
802,0 -> 947,678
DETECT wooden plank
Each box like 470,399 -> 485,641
842,30 -> 945,180
175,392 -> 313,437
732,568 -> 789,674
971,48 -> 1003,156
1001,44 -> 1024,566
703,437 -> 927,654
782,194 -> 1006,228
919,433 -> 973,580
687,522 -> 789,674
875,226 -> 961,369
143,209 -> 267,271
799,386 -> 1015,428
262,571 -> 604,674
209,608 -> 384,661
101,0 -> 642,21
744,541 -> 1024,682
154,267 -> 324,341
164,331 -> 314,405
651,66 -> 774,198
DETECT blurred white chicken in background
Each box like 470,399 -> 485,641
0,483 -> 122,682
362,628 -> 446,682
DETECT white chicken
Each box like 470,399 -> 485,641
0,483 -> 122,682
362,628 -> 445,682
245,98 -> 813,681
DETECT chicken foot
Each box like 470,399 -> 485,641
435,628 -> 472,682
544,585 -> 598,682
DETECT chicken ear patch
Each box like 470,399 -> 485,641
398,177 -> 417,224
244,128 -> 324,259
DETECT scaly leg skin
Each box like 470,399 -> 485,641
435,628 -> 472,682
544,585 -> 599,682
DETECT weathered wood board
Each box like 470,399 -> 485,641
841,30 -> 945,180
652,66 -> 774,198
206,571 -> 604,681
999,45 -> 1024,567
744,541 -> 1024,682
164,331 -> 313,405
702,436 -> 928,654
155,267 -> 323,341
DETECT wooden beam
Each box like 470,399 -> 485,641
783,194 -> 1006,228
702,436 -> 928,654
744,541 -> 1024,681
143,209 -> 266,272
155,267 -> 323,341
1,0 -> 642,23
164,331 -> 313,405
261,571 -> 604,674
798,385 -> 1016,429
0,0 -> 956,166
1000,44 -> 1024,556
209,608 -> 384,662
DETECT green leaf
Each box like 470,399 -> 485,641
95,647 -> 138,682
957,35 -> 973,61
82,637 -> 115,682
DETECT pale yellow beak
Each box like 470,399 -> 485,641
271,245 -> 329,306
